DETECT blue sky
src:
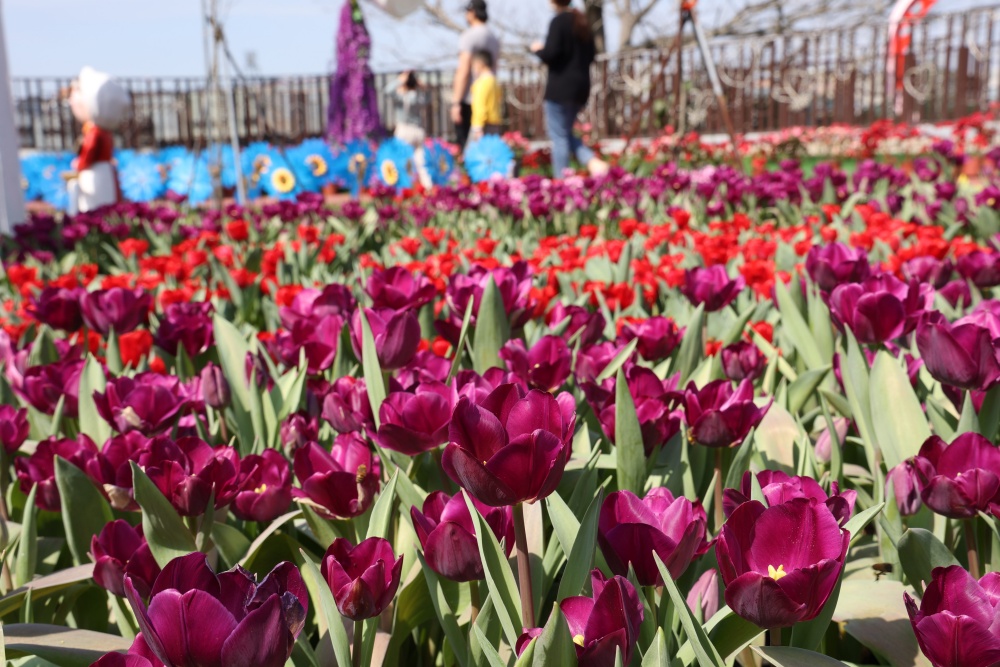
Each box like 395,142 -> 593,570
3,0 -> 568,77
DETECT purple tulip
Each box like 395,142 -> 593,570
280,413 -> 318,453
81,288 -> 152,336
582,364 -> 682,457
805,242 -> 871,292
905,566 -> 1000,667
273,314 -> 343,375
20,358 -> 84,417
350,307 -> 421,371
321,537 -> 403,621
938,280 -> 973,309
957,250 -> 1000,289
717,498 -> 850,629
723,470 -> 857,526
90,520 -> 161,598
87,431 -> 150,511
516,570 -> 644,667
828,275 -> 931,345
916,312 -> 1000,392
121,553 -> 307,667
376,382 -> 456,456
411,491 -> 514,582
292,436 -> 381,519
885,456 -> 935,516
231,450 -> 293,523
598,488 -> 710,586
575,342 -> 621,384
154,302 -> 214,358
442,384 -> 575,507
903,257 -> 953,289
15,435 -> 99,511
137,437 -> 239,517
94,374 -> 189,436
200,363 -> 231,410
916,433 -> 1000,519
366,266 -> 436,311
279,284 -> 356,331
618,316 -> 683,362
681,266 -> 745,312
498,335 -> 572,392
439,262 -> 536,343
321,377 -> 374,434
395,350 -> 452,390
0,405 -> 28,455
686,569 -> 720,622
683,379 -> 770,449
720,341 -> 766,382
814,417 -> 849,463
27,286 -> 84,332
548,303 -> 605,348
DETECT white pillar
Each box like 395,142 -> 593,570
0,0 -> 25,233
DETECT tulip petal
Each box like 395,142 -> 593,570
441,443 -> 518,507
424,522 -> 483,582
147,589 -> 239,667
724,572 -> 808,629
449,399 -> 508,462
748,499 -> 846,572
221,594 -> 292,667
912,611 -> 1000,667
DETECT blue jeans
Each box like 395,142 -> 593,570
544,100 -> 594,178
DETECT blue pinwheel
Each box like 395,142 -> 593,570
33,153 -> 75,210
424,139 -> 456,187
241,142 -> 273,199
119,154 -> 167,202
204,144 -> 237,189
464,136 -> 515,184
374,138 -> 415,191
166,153 -> 214,205
331,139 -> 375,197
288,139 -> 338,192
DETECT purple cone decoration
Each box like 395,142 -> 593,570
327,0 -> 382,145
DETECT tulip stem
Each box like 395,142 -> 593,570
352,619 -> 364,667
966,519 -> 981,579
512,503 -> 535,626
769,626 -> 782,647
470,580 -> 481,625
644,586 -> 658,627
714,449 -> 725,533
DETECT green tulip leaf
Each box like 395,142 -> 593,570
76,355 -> 110,445
299,552 -> 353,667
897,528 -> 960,595
416,553 -> 469,666
557,489 -> 603,601
870,351 -> 931,471
463,491 -> 522,650
3,624 -> 129,667
532,603 -> 578,667
774,280 -> 824,370
674,304 -> 705,385
615,367 -> 646,496
753,646 -> 850,667
641,628 -> 669,667
358,308 -> 387,428
655,553 -> 725,667
473,276 -> 510,375
15,485 -> 38,588
55,457 -> 113,566
596,338 -> 638,383
130,462 -> 196,568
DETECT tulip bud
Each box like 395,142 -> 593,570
321,537 -> 403,621
686,569 -> 720,622
90,520 -> 161,598
200,363 -> 231,410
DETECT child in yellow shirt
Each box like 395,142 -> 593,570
469,50 -> 503,140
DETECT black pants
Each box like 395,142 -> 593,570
455,103 -> 473,149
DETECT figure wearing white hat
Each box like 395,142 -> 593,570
66,67 -> 130,215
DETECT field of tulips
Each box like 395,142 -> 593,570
1,140 -> 1000,667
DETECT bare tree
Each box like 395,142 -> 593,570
585,0 -> 607,54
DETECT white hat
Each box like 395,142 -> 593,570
371,0 -> 422,18
78,66 -> 130,130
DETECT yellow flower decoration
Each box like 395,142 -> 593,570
271,167 -> 296,194
306,155 -> 328,177
381,160 -> 399,187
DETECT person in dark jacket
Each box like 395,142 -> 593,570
531,0 -> 608,178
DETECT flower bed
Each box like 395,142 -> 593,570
0,138 -> 999,667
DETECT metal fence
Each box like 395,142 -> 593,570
12,6 -> 1000,152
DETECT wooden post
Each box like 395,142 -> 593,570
0,0 -> 25,233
